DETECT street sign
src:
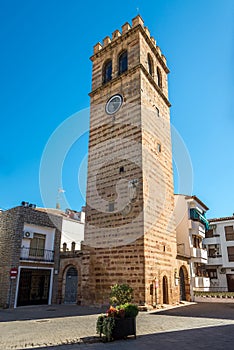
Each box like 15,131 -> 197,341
10,268 -> 18,279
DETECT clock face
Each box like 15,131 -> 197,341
105,94 -> 123,115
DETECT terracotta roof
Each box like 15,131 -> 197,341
36,207 -> 67,217
35,207 -> 84,223
208,216 -> 234,223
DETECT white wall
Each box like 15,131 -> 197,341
61,218 -> 84,250
22,223 -> 55,251
174,195 -> 191,256
215,220 -> 234,269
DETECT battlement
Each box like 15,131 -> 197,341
93,15 -> 166,64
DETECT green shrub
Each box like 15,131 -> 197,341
117,303 -> 139,318
96,315 -> 115,342
110,284 -> 133,305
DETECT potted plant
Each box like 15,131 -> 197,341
96,284 -> 139,341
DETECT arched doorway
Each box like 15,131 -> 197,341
64,267 -> 78,304
179,267 -> 186,301
162,276 -> 169,304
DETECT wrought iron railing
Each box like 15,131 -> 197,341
20,246 -> 54,262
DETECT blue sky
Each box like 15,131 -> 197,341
0,0 -> 233,218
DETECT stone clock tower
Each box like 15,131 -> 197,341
83,15 -> 179,305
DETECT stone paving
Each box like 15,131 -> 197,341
1,302 -> 234,349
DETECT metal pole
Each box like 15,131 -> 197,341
155,285 -> 157,308
8,278 -> 12,308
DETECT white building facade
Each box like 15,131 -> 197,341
175,195 -> 210,299
203,216 -> 234,292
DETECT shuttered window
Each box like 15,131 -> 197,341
29,233 -> 46,257
227,246 -> 234,262
225,226 -> 234,241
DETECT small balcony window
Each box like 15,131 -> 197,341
205,229 -> 214,238
208,269 -> 217,279
29,233 -> 45,257
227,246 -> 234,262
225,226 -> 234,241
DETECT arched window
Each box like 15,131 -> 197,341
157,66 -> 162,88
147,53 -> 154,76
103,60 -> 112,84
118,50 -> 128,75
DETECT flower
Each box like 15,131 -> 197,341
106,306 -> 117,317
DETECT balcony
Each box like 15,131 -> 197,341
193,276 -> 210,290
191,247 -> 207,262
20,247 -> 54,262
203,236 -> 221,246
190,208 -> 209,231
207,255 -> 223,266
189,220 -> 205,238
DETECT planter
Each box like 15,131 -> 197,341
99,317 -> 136,341
111,317 -> 136,340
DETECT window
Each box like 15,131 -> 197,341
194,263 -> 207,277
193,235 -> 201,248
103,60 -> 112,84
157,66 -> 162,88
109,202 -> 114,212
118,50 -> 128,75
208,269 -> 217,279
225,226 -> 234,241
119,166 -> 124,173
29,233 -> 46,257
205,229 -> 214,238
157,143 -> 161,153
227,246 -> 234,262
208,245 -> 220,258
147,53 -> 154,76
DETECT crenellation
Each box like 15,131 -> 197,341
132,14 -> 144,28
156,45 -> 161,55
161,54 -> 167,65
103,36 -> 111,46
144,26 -> 151,38
112,29 -> 121,40
150,37 -> 156,46
122,22 -> 131,33
94,42 -> 102,54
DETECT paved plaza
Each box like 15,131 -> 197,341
1,302 -> 234,349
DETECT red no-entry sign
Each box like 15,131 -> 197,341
10,268 -> 18,279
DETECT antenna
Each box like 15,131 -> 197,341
136,0 -> 140,14
56,188 -> 65,209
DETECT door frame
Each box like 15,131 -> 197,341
162,275 -> 169,304
14,266 -> 54,308
64,266 -> 78,304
